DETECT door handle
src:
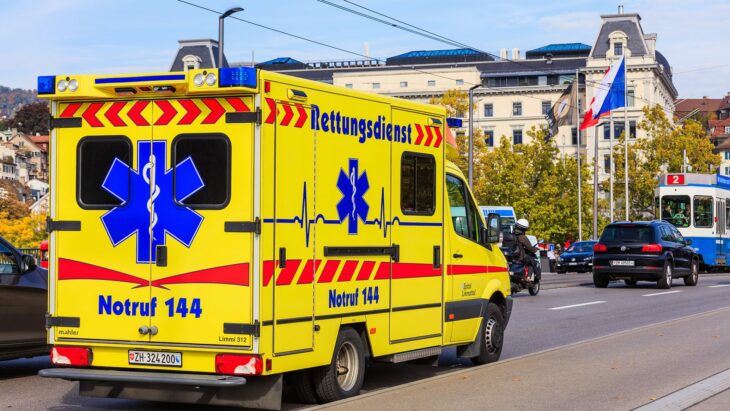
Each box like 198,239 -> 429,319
453,253 -> 463,259
279,247 -> 287,269
156,245 -> 167,267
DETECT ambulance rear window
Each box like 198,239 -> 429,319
401,152 -> 435,215
77,136 -> 131,208
172,134 -> 230,209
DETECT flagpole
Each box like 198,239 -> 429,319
576,69 -> 582,241
593,123 -> 598,239
624,57 -> 630,221
609,111 -> 614,222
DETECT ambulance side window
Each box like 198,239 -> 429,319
446,174 -> 481,243
172,134 -> 231,209
401,152 -> 435,215
77,136 -> 131,208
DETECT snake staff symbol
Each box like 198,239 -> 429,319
100,141 -> 205,264
336,159 -> 370,235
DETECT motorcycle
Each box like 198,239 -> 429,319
500,244 -> 540,296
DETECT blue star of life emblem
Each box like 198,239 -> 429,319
336,159 -> 369,235
100,141 -> 205,264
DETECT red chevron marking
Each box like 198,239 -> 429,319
104,102 -> 126,127
374,262 -> 391,280
318,260 -> 341,283
276,259 -> 302,286
265,98 -> 277,124
424,126 -> 434,146
82,103 -> 104,127
178,99 -> 201,125
60,103 -> 81,118
337,260 -> 359,282
280,102 -> 294,126
414,124 -> 425,145
202,99 -> 225,124
356,261 -> 375,281
297,260 -> 322,285
294,104 -> 307,128
154,100 -> 177,126
433,127 -> 443,148
226,97 -> 250,112
127,101 -> 150,126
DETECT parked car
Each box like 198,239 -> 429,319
0,235 -> 49,361
592,221 -> 699,289
556,240 -> 597,273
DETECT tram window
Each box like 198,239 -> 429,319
661,196 -> 690,228
726,205 -> 730,229
693,196 -> 713,228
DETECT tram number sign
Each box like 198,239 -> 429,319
667,174 -> 685,185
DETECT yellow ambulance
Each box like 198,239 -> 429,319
37,67 -> 511,409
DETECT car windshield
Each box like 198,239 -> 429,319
661,195 -> 690,228
600,225 -> 654,243
567,243 -> 595,253
0,242 -> 18,274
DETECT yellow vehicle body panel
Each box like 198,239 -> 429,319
41,68 -> 509,381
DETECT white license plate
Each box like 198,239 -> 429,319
568,262 -> 578,265
611,260 -> 635,267
128,350 -> 182,367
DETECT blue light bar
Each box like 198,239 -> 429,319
219,67 -> 257,88
37,76 -> 55,94
446,117 -> 463,128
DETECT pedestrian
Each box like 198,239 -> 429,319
547,248 -> 556,272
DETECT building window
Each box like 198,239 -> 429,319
630,120 -> 636,139
725,126 -> 730,134
604,154 -> 611,172
484,130 -> 494,147
484,103 -> 493,117
181,54 -> 202,71
628,89 -> 635,107
372,83 -> 380,89
725,151 -> 730,160
401,152 -> 435,215
345,83 -> 353,89
571,128 -> 578,145
726,166 -> 730,175
540,101 -> 551,116
428,80 -> 436,87
603,124 -> 611,140
400,81 -> 408,88
456,79 -> 464,86
614,42 -> 623,56
512,102 -> 522,116
513,129 -> 523,145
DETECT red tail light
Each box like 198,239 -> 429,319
215,354 -> 263,376
51,346 -> 91,367
593,243 -> 607,252
642,244 -> 662,253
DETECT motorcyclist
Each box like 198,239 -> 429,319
514,218 -> 541,282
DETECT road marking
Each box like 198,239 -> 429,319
708,284 -> 730,288
635,367 -> 730,410
548,301 -> 606,310
642,290 -> 682,297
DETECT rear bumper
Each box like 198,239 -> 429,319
592,266 -> 664,280
556,261 -> 592,271
39,368 -> 282,410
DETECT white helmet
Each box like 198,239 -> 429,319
515,218 -> 529,230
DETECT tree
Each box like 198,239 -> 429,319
0,211 -> 47,248
604,105 -> 720,219
0,180 -> 30,219
7,102 -> 50,135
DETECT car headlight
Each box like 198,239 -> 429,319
585,256 -> 592,261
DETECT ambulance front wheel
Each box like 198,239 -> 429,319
313,327 -> 366,402
473,303 -> 505,365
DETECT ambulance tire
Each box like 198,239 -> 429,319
285,369 -> 319,404
313,327 -> 366,402
473,303 -> 504,365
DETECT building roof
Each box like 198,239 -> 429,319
386,48 -> 494,65
169,39 -> 228,72
675,97 -> 728,114
256,57 -> 308,70
710,119 -> 730,137
526,43 -> 591,59
479,58 -> 587,77
590,14 -> 648,58
30,135 -> 48,144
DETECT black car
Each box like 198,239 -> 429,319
0,236 -> 49,361
556,240 -> 597,273
592,221 -> 699,289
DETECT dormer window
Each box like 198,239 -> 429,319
614,42 -> 623,56
182,55 -> 202,72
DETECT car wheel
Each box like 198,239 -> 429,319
473,303 -> 505,365
593,272 -> 609,288
624,279 -> 638,287
285,369 -> 319,404
684,259 -> 699,286
657,261 -> 673,289
313,327 -> 366,403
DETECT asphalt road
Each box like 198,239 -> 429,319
3,273 -> 730,410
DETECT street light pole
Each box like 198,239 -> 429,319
468,84 -> 481,189
218,7 -> 244,68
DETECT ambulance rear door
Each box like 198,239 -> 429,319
148,96 -> 257,348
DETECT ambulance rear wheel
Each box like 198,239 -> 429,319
313,327 -> 365,402
285,369 -> 319,404
473,303 -> 504,365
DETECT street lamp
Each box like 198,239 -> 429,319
218,7 -> 244,68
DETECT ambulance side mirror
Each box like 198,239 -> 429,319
485,213 -> 501,244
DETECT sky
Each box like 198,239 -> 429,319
3,0 -> 729,98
